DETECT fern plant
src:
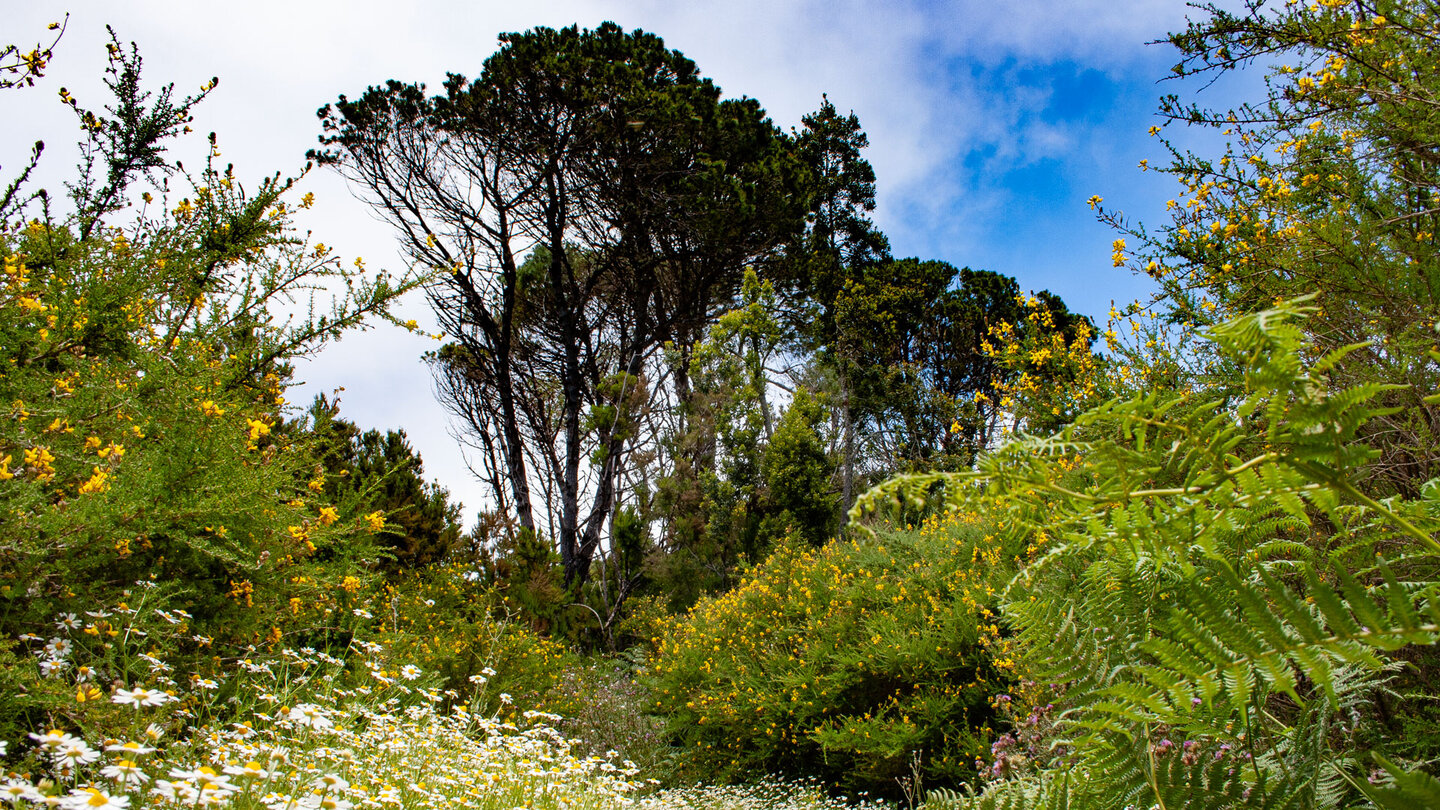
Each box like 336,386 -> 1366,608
851,301 -> 1440,809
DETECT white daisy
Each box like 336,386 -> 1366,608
223,761 -> 271,779
52,740 -> 101,769
313,774 -> 349,791
30,729 -> 77,750
112,687 -> 172,708
100,759 -> 149,786
105,740 -> 157,755
287,704 -> 334,730
43,637 -> 73,658
1,779 -> 43,803
61,788 -> 128,810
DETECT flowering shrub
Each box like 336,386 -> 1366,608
361,563 -> 581,719
0,31 -> 423,741
648,515 -> 1027,796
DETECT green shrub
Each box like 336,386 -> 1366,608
648,515 -> 1024,795
364,562 -> 583,719
0,31 -> 420,740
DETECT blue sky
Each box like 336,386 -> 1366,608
2,1 -> 1223,521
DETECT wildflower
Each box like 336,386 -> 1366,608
106,741 -> 157,755
223,761 -> 271,779
287,704 -> 334,730
247,419 -> 271,442
100,760 -> 149,786
318,506 -> 339,526
168,766 -> 236,801
31,729 -> 78,749
313,775 -> 349,791
53,740 -> 101,769
113,686 -> 173,708
1,780 -> 43,803
55,613 -> 82,632
61,788 -> 128,810
363,511 -> 385,531
43,637 -> 73,659
400,665 -> 421,681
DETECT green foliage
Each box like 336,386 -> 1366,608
0,33 -> 420,741
837,262 -> 1094,470
306,396 -> 464,575
860,301 -> 1440,809
1100,0 -> 1440,496
365,561 -> 582,720
760,389 -> 837,548
652,270 -> 791,606
648,513 -> 1022,796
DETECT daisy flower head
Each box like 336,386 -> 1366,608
113,686 -> 172,708
43,637 -> 73,658
30,729 -> 78,750
1,779 -> 43,803
100,760 -> 149,786
399,665 -> 421,681
313,774 -> 349,791
287,704 -> 334,730
105,740 -> 157,756
62,788 -> 128,810
223,761 -> 271,780
55,613 -> 82,632
303,795 -> 353,810
52,740 -> 101,769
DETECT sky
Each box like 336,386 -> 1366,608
2,1 -> 1223,525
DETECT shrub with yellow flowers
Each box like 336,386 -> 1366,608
979,294 -> 1106,439
0,29 -> 424,741
647,512 -> 1032,797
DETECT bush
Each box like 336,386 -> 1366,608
648,514 -> 1026,796
362,561 -> 582,719
0,30 -> 420,739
